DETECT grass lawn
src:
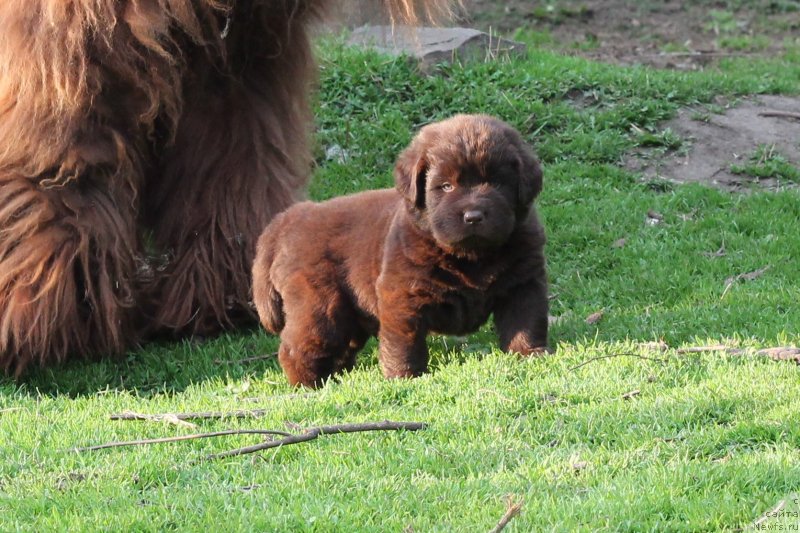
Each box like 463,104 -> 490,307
2,31 -> 800,532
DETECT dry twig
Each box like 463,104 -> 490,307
489,495 -> 523,533
109,397 -> 315,422
72,429 -> 292,453
676,344 -> 732,354
721,266 -> 770,299
751,499 -> 786,529
207,421 -> 427,460
215,352 -> 277,365
568,353 -> 667,372
758,110 -> 800,121
622,389 -> 641,400
73,421 -> 427,460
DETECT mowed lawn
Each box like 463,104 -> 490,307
2,35 -> 800,531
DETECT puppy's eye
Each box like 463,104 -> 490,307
440,183 -> 454,192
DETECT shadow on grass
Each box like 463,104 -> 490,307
2,327 -> 282,398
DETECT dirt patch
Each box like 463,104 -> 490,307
626,95 -> 800,191
462,0 -> 800,69
460,1 -> 800,191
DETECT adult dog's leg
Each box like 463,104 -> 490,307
143,8 -> 316,336
0,172 -> 141,377
0,1 -> 157,375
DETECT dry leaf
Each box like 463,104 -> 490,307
702,245 -> 726,258
585,310 -> 604,324
724,266 -> 770,286
722,265 -> 770,298
637,341 -> 669,352
622,389 -> 641,400
571,460 -> 589,472
646,209 -> 664,225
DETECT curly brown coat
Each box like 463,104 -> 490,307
0,0 -> 450,376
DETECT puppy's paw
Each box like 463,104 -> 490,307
509,344 -> 553,357
503,331 -> 552,357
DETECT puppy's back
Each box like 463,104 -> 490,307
252,189 -> 399,334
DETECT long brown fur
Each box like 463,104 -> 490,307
0,0 -> 450,376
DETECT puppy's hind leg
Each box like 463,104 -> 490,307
276,283 -> 366,388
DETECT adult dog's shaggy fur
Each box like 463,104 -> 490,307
0,0 -> 450,377
253,115 -> 549,387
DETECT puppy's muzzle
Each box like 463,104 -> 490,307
463,210 -> 485,225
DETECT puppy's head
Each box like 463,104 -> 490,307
395,114 -> 542,253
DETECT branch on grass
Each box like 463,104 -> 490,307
676,344 -> 736,354
73,421 -> 427,460
568,353 -> 667,372
622,389 -> 641,400
207,421 -> 427,460
489,495 -> 523,533
641,51 -> 765,58
109,396 -> 315,422
751,499 -> 786,530
72,429 -> 292,453
758,110 -> 800,121
721,265 -> 770,299
214,352 -> 277,365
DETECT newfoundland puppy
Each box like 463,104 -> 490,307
252,115 -> 549,387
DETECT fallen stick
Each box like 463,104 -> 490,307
109,396 -> 316,422
73,421 -> 427,460
622,389 -> 641,400
758,110 -> 800,121
676,345 -> 731,354
72,429 -> 292,453
489,496 -> 523,533
111,409 -> 272,421
568,353 -> 667,372
207,421 -> 427,460
214,352 -> 277,365
752,499 -> 786,529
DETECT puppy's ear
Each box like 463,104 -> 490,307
394,138 -> 429,209
516,144 -> 543,209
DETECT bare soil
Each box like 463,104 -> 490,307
463,0 -> 800,70
626,95 -> 800,191
460,0 -> 800,191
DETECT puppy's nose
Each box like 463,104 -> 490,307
463,210 -> 485,225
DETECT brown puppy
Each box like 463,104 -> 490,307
253,115 -> 549,387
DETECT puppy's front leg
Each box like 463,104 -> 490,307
493,276 -> 550,356
377,312 -> 429,379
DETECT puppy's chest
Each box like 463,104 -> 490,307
424,263 -> 503,335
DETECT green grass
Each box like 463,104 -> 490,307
731,144 -> 800,183
3,31 -> 800,532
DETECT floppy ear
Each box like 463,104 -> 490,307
394,137 -> 429,210
516,144 -> 543,209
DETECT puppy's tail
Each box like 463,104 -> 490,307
252,217 -> 285,334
